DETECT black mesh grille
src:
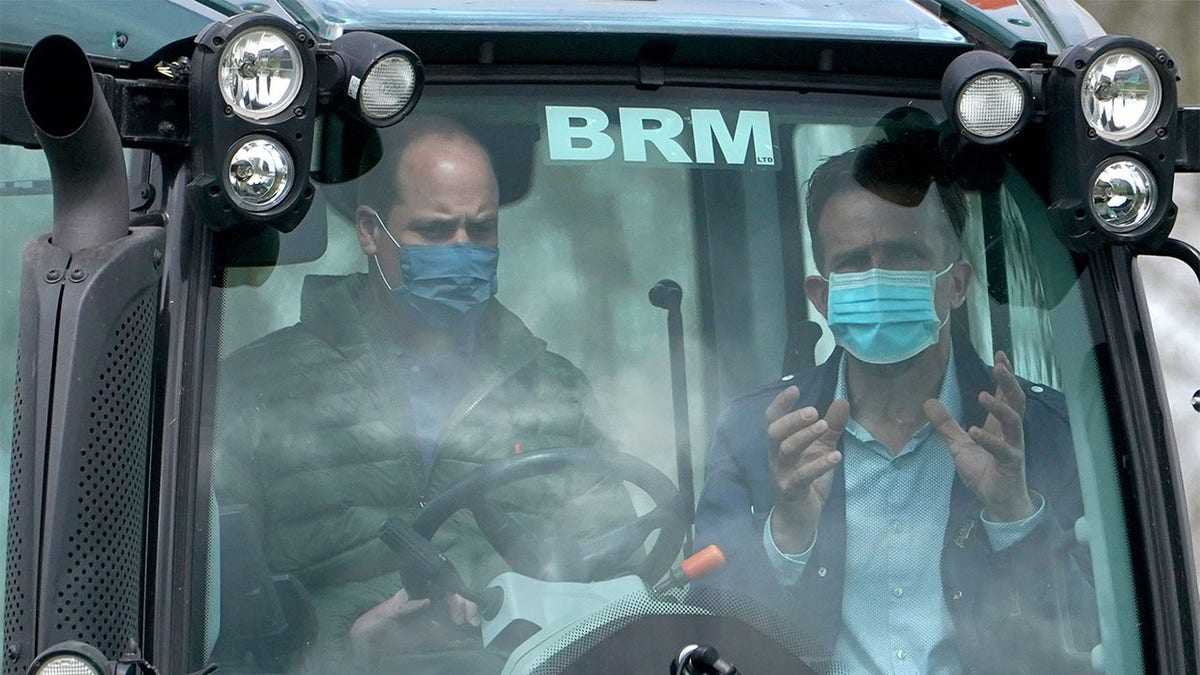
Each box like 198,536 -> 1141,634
4,342 -> 30,671
53,294 -> 155,654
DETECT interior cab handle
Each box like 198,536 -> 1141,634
1137,237 -> 1200,414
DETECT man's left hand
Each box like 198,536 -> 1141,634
924,350 -> 1035,522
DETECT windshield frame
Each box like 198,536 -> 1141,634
0,11 -> 1193,672
184,69 -> 1161,672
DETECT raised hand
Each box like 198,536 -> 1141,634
766,387 -> 850,553
923,351 -> 1034,522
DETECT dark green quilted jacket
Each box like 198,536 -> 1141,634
215,274 -> 633,646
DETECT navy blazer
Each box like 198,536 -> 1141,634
694,340 -> 1099,674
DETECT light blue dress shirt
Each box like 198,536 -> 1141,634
763,351 -> 1045,674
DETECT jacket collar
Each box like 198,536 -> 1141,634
798,329 -> 993,434
298,273 -> 548,374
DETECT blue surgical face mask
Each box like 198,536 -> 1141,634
372,215 -> 499,316
824,262 -> 955,365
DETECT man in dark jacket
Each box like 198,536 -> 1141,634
216,117 -> 634,652
694,141 -> 1098,674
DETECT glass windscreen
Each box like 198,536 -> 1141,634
0,148 -> 54,645
201,85 -> 1142,674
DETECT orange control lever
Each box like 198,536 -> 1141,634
679,544 -> 726,580
652,544 -> 727,595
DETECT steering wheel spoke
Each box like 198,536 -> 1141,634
578,504 -> 676,579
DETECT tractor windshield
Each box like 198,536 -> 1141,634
193,83 -> 1142,673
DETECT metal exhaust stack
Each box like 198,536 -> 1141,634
5,35 -> 163,672
21,34 -> 128,252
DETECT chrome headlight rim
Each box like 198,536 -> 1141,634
1080,47 -> 1163,143
222,133 -> 297,213
217,24 -> 306,122
1088,155 -> 1159,234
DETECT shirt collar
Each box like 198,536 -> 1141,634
834,344 -> 962,449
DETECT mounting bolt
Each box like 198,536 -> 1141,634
1086,128 -> 1098,139
68,268 -> 87,283
1156,52 -> 1167,64
158,120 -> 176,137
44,269 -> 63,283
294,106 -> 306,118
1155,127 -> 1167,138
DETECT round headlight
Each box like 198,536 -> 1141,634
218,26 -> 304,120
1090,157 -> 1157,232
358,53 -> 418,122
225,135 -> 295,212
1081,49 -> 1162,142
34,655 -> 103,675
957,72 -> 1026,139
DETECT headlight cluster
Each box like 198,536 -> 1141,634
1047,36 -> 1178,247
189,12 -> 423,233
943,36 -> 1179,250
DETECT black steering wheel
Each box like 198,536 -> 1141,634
410,447 -> 686,585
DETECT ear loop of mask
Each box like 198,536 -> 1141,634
371,211 -> 404,292
932,260 -> 958,331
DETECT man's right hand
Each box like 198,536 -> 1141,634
766,389 -> 849,554
349,589 -> 480,646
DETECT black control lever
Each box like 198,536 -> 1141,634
650,279 -> 695,556
380,518 -> 504,620
671,644 -> 739,675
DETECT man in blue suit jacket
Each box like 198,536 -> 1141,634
694,141 -> 1098,674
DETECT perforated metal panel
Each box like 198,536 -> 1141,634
5,229 -> 162,673
4,342 -> 31,670
3,236 -> 65,675
52,294 -> 155,653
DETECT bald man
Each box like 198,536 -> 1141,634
216,118 -> 632,652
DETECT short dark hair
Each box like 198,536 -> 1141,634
355,115 -> 490,214
804,141 -> 968,273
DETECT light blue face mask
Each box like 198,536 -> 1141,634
825,262 -> 955,365
373,215 -> 499,316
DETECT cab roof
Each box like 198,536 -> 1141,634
0,0 -> 1104,70
305,0 -> 967,44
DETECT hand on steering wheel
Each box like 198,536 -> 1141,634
404,447 -> 686,585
